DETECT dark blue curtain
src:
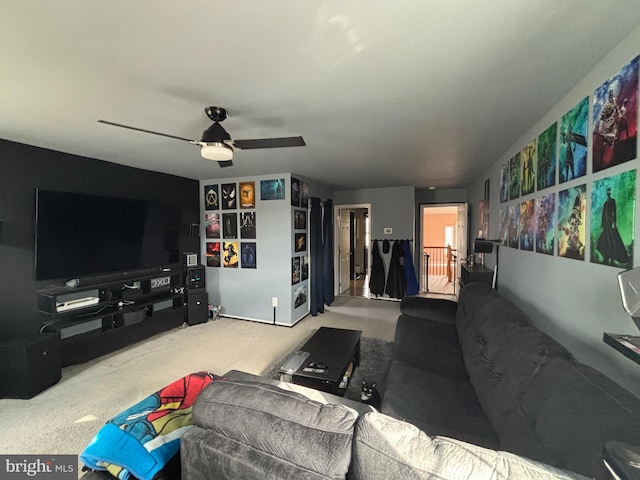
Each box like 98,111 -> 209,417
309,197 -> 324,315
322,199 -> 334,305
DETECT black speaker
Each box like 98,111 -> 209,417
186,291 -> 208,325
186,266 -> 206,292
0,333 -> 61,399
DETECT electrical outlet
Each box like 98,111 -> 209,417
272,297 -> 278,307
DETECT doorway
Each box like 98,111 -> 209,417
420,203 -> 468,296
334,204 -> 371,298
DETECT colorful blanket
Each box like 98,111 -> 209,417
81,371 -> 221,480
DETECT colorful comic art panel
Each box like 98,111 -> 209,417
509,152 -> 521,200
559,97 -> 588,183
593,56 -> 639,173
507,204 -> 520,249
557,184 -> 586,260
223,241 -> 239,268
499,163 -> 509,203
205,212 -> 220,239
519,199 -> 535,251
535,193 -> 555,255
239,182 -> 255,209
521,140 -> 537,196
499,206 -> 509,247
206,242 -> 220,267
537,122 -> 557,191
590,169 -> 635,268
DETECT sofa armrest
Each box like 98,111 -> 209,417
222,369 -> 375,416
400,296 -> 457,324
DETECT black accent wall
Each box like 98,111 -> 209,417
0,139 -> 200,339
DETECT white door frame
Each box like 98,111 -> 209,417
333,203 -> 371,297
419,203 -> 467,293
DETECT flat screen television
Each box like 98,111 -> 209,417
34,189 -> 181,282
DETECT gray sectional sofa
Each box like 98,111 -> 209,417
383,282 -> 640,479
180,282 -> 640,479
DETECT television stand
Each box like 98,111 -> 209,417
37,268 -> 186,366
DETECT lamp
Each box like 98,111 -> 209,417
200,143 -> 233,161
617,267 -> 640,333
473,238 -> 500,289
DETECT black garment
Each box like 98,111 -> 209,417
369,240 -> 386,297
385,240 -> 406,299
597,195 -> 629,265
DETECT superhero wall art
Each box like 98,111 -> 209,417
559,97 -> 588,183
557,184 -> 586,261
537,122 -> 557,191
593,56 -> 639,173
535,193 -> 556,256
590,169 -> 635,268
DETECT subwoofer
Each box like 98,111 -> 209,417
0,332 -> 61,398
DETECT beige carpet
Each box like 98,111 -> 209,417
0,295 -> 399,466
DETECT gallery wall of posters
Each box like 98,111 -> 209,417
495,54 -> 638,270
201,173 -> 312,325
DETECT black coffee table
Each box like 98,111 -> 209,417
279,327 -> 362,396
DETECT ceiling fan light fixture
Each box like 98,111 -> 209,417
200,143 -> 233,161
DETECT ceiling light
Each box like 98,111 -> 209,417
200,143 -> 233,161
428,186 -> 436,190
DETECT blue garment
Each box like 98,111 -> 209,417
402,240 -> 419,296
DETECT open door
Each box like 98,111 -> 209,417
338,209 -> 351,294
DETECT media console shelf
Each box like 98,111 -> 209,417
38,269 -> 185,366
459,262 -> 494,289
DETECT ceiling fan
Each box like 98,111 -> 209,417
98,106 -> 305,168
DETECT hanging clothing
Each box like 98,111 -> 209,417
385,240 -> 406,299
309,197 -> 325,316
322,199 -> 335,305
402,240 -> 419,296
369,240 -> 386,297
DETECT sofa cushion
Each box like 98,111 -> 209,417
381,361 -> 499,449
183,379 -> 358,480
400,296 -> 457,324
349,412 -> 589,480
519,356 -> 640,479
392,314 -> 467,378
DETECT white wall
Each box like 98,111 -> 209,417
469,26 -> 640,396
200,173 -> 315,326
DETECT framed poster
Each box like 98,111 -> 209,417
509,152 -> 521,200
519,199 -> 535,251
240,211 -> 256,238
590,169 -> 635,268
223,241 -> 239,267
260,178 -> 285,200
593,56 -> 639,173
293,209 -> 306,230
507,204 -> 519,249
204,184 -> 219,210
557,184 -> 586,260
294,233 -> 307,252
222,212 -> 237,239
537,122 -> 557,191
221,183 -> 237,209
205,212 -> 220,239
559,97 -> 588,183
301,181 -> 309,208
292,256 -> 301,284
239,181 -> 255,209
241,242 -> 257,269
206,242 -> 221,267
291,177 -> 301,206
535,193 -> 555,255
520,140 -> 536,196
499,163 -> 509,203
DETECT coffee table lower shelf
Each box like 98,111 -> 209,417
279,327 -> 361,397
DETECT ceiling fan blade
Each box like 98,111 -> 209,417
233,136 -> 305,150
98,120 -> 195,143
218,160 -> 234,168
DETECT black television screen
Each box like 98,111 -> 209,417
35,189 -> 181,281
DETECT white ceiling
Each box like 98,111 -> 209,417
2,1 -> 640,191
